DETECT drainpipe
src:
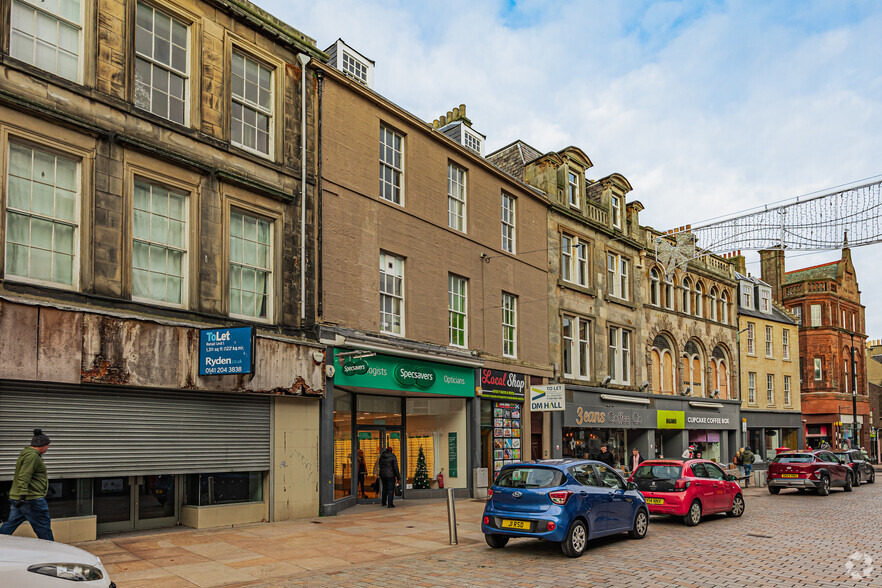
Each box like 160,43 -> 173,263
316,70 -> 324,319
297,53 -> 310,322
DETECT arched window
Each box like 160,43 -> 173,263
682,340 -> 703,396
711,345 -> 729,399
681,278 -> 692,314
665,274 -> 674,310
721,291 -> 729,324
695,282 -> 704,318
710,287 -> 719,322
649,268 -> 661,306
651,334 -> 675,394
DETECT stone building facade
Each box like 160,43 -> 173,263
0,0 -> 324,539
762,248 -> 870,450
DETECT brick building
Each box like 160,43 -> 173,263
761,248 -> 870,450
867,340 -> 882,460
0,0 -> 324,539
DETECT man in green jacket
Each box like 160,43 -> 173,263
1,429 -> 53,541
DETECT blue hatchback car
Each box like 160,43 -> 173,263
482,459 -> 649,557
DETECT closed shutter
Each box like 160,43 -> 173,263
0,381 -> 270,479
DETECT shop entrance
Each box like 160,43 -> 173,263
356,428 -> 403,503
94,474 -> 179,534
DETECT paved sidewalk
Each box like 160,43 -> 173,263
75,499 -> 485,587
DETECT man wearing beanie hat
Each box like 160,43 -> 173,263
0,429 -> 54,541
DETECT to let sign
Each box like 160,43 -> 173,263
199,327 -> 254,375
530,384 -> 565,411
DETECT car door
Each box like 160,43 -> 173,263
702,462 -> 730,511
567,464 -> 608,536
593,464 -> 631,533
687,463 -> 717,511
819,452 -> 846,484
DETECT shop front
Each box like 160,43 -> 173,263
478,369 -> 528,483
743,410 -> 804,460
323,349 -> 476,513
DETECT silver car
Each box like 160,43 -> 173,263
0,535 -> 114,587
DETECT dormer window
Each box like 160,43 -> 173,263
341,51 -> 368,85
463,128 -> 483,155
326,39 -> 374,88
759,287 -> 771,313
568,171 -> 579,207
740,283 -> 753,309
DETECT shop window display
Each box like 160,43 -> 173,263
333,390 -> 353,499
491,402 -> 522,480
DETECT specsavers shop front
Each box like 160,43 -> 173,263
321,349 -> 476,514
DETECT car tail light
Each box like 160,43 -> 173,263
674,479 -> 691,491
811,471 -> 820,479
483,516 -> 490,525
546,521 -> 556,531
487,488 -> 494,500
548,490 -> 573,505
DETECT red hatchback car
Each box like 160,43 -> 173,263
767,450 -> 853,495
629,459 -> 745,526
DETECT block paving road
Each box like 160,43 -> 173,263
252,478 -> 882,588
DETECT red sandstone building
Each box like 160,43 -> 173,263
761,247 -> 870,449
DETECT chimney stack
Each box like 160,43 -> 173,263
759,248 -> 786,304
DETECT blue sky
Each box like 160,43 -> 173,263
266,0 -> 882,337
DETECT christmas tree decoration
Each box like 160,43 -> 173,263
413,445 -> 430,489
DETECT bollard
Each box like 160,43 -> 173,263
446,487 -> 458,545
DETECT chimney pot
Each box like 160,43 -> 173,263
460,104 -> 466,117
439,115 -> 447,126
433,119 -> 440,129
452,107 -> 460,119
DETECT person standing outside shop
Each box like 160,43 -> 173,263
629,448 -> 643,474
596,444 -> 616,468
0,429 -> 53,541
378,447 -> 400,508
356,450 -> 368,498
734,447 -> 744,479
741,446 -> 756,487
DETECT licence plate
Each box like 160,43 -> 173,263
645,497 -> 664,505
500,519 -> 529,530
781,474 -> 799,478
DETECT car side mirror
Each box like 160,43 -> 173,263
627,482 -> 637,491
726,474 -> 736,481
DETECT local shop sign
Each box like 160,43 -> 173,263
480,369 -> 526,401
332,351 -> 474,397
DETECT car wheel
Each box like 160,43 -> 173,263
817,475 -> 830,496
844,473 -> 853,492
629,509 -> 649,539
485,533 -> 509,549
561,520 -> 588,558
768,486 -> 781,495
727,494 -> 745,517
869,470 -> 875,484
683,500 -> 702,526
854,471 -> 861,486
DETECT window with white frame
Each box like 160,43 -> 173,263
759,288 -> 771,313
463,129 -> 483,155
134,2 -> 189,125
721,291 -> 729,324
608,326 -> 631,385
665,274 -> 674,310
813,358 -> 822,381
447,162 -> 466,232
782,329 -> 790,359
746,322 -> 755,355
784,375 -> 791,405
694,282 -> 703,317
791,305 -> 802,325
562,234 -> 588,286
810,304 -> 822,326
341,51 -> 368,85
740,283 -> 753,309
502,292 -> 517,358
501,193 -> 515,253
611,195 -> 621,229
607,253 -> 629,300
649,268 -> 660,306
710,287 -> 718,321
562,314 -> 590,380
5,143 -> 79,287
379,125 -> 403,204
766,374 -> 775,405
231,50 -> 273,156
379,252 -> 404,335
10,0 -> 81,81
567,170 -> 579,207
132,179 -> 187,305
748,372 -> 756,404
229,210 -> 272,320
681,278 -> 692,314
448,274 -> 467,347
765,325 -> 773,357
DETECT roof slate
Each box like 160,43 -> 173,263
784,261 -> 839,285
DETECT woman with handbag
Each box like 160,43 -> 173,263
377,447 -> 400,508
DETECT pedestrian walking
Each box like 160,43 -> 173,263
596,444 -> 616,467
377,447 -> 400,508
629,447 -> 644,474
0,429 -> 54,541
734,447 -> 745,480
681,444 -> 696,459
741,446 -> 756,487
356,449 -> 368,498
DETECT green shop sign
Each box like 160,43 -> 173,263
333,351 -> 474,397
657,410 -> 685,430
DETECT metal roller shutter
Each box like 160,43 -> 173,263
0,381 -> 270,479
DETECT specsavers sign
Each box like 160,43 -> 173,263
530,384 -> 565,411
332,351 -> 474,397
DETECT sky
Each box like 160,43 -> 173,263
264,0 -> 882,338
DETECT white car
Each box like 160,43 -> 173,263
0,535 -> 114,587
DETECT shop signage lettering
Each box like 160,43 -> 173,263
574,407 -> 605,425
480,369 -> 526,401
687,416 -> 731,425
530,384 -> 565,411
448,432 -> 458,477
569,404 -> 654,428
657,410 -> 686,430
332,351 -> 474,397
198,326 -> 253,376
394,364 -> 436,388
341,359 -> 369,376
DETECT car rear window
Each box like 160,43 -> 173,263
772,454 -> 814,463
495,467 -> 564,489
833,453 -> 851,462
633,464 -> 682,480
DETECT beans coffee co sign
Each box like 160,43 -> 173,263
332,351 -> 474,397
479,369 -> 526,401
564,403 -> 656,429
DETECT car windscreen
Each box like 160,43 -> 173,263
833,453 -> 851,462
771,454 -> 814,463
494,467 -> 564,489
633,465 -> 682,480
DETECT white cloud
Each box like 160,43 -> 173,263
268,0 -> 882,336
